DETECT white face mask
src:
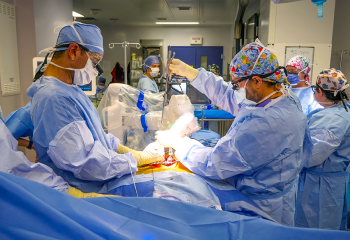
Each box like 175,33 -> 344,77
50,58 -> 98,86
97,85 -> 104,90
234,80 -> 249,104
150,67 -> 160,78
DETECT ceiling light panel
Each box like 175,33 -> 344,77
155,22 -> 199,24
72,11 -> 84,17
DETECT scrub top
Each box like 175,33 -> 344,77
137,75 -> 159,93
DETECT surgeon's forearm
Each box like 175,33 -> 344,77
306,130 -> 340,168
63,147 -> 138,181
105,133 -> 120,152
191,69 -> 239,116
307,144 -> 334,167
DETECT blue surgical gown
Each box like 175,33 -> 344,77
0,118 -> 68,192
27,76 -> 137,193
4,102 -> 33,140
174,69 -> 313,226
137,75 -> 159,93
295,103 -> 350,230
291,87 -> 322,115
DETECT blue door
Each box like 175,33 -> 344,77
168,46 -> 196,68
170,46 -> 223,76
195,47 -> 223,76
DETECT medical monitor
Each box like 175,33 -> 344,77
186,81 -> 210,104
32,57 -> 96,96
32,57 -> 44,78
171,78 -> 210,104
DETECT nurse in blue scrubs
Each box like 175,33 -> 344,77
286,55 -> 322,114
137,55 -> 160,93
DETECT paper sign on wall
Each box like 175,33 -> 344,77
191,37 -> 202,45
285,46 -> 315,81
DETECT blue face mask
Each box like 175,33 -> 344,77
287,73 -> 300,86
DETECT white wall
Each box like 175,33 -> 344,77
269,0 -> 335,84
0,0 -> 37,118
330,0 -> 350,73
95,24 -> 231,83
274,0 -> 335,44
330,0 -> 350,99
33,0 -> 73,56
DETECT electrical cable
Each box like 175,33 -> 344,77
126,158 -> 138,197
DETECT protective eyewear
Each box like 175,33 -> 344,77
311,84 -> 321,93
231,66 -> 288,90
287,70 -> 300,75
55,43 -> 104,76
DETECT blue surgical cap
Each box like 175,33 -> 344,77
98,77 -> 106,84
143,55 -> 160,72
230,40 -> 286,84
55,22 -> 103,55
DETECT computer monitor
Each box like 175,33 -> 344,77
32,57 -> 96,96
185,81 -> 210,104
32,57 -> 44,78
171,78 -> 210,104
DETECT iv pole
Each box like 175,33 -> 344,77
109,41 -> 142,85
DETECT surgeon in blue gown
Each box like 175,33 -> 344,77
4,102 -> 35,151
156,40 -> 313,226
295,68 -> 350,230
27,22 -> 163,193
286,55 -> 322,114
137,55 -> 160,93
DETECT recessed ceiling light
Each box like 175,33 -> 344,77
178,7 -> 192,10
72,11 -> 84,17
155,22 -> 199,25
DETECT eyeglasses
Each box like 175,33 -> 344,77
311,84 -> 321,93
55,43 -> 104,76
232,66 -> 288,90
85,49 -> 102,67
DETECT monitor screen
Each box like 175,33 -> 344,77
171,79 -> 210,104
33,57 -> 45,78
186,81 -> 210,104
79,82 -> 93,91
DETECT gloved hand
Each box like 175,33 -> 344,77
117,143 -> 164,166
143,141 -> 165,158
155,130 -> 182,149
168,59 -> 199,81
